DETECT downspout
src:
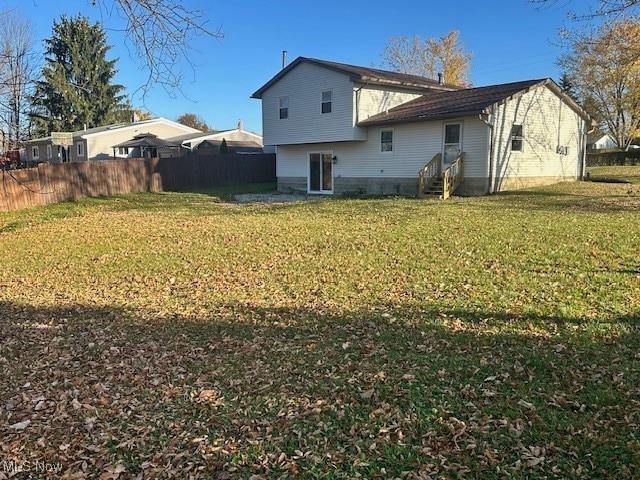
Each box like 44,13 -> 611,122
583,121 -> 596,180
479,110 -> 495,194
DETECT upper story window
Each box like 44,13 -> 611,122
380,129 -> 393,153
31,146 -> 39,159
76,142 -> 85,157
321,90 -> 332,114
279,97 -> 289,119
511,124 -> 524,151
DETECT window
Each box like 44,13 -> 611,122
321,90 -> 332,114
118,147 -> 129,155
279,97 -> 289,119
76,142 -> 84,157
31,146 -> 39,160
46,145 -> 52,159
511,124 -> 524,151
380,129 -> 393,152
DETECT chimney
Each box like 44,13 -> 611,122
438,73 -> 444,85
282,50 -> 287,70
237,119 -> 243,131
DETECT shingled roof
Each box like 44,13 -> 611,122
359,79 -> 556,126
251,57 -> 460,99
112,133 -> 182,149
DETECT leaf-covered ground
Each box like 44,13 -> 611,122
1,182 -> 639,479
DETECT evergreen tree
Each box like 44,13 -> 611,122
558,72 -> 578,101
219,138 -> 229,154
29,15 -> 128,135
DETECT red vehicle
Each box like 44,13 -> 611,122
0,150 -> 21,170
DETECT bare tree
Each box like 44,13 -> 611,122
528,0 -> 640,19
559,18 -> 640,148
380,31 -> 473,86
0,10 -> 38,156
91,0 -> 224,96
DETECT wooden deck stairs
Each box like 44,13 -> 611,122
418,152 -> 464,200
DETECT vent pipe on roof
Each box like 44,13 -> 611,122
438,73 -> 444,85
282,50 -> 287,70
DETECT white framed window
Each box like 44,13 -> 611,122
46,145 -> 52,159
118,147 -> 129,156
31,146 -> 39,160
511,124 -> 524,151
321,90 -> 332,114
279,97 -> 289,119
380,129 -> 393,153
76,142 -> 85,157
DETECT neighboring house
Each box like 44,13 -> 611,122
586,133 -> 616,150
25,118 -> 200,163
251,57 -> 592,196
168,122 -> 266,155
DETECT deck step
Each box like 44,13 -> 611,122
423,177 -> 443,196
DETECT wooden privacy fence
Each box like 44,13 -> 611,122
586,149 -> 640,166
0,153 -> 276,212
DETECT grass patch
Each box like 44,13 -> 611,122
586,165 -> 640,184
0,181 -> 638,478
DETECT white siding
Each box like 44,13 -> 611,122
357,86 -> 423,122
277,117 -> 488,179
490,84 -> 585,190
261,62 -> 359,146
85,122 -> 196,160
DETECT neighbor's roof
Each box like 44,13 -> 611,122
167,130 -> 229,142
251,57 -> 460,99
359,78 -> 592,126
26,117 -> 200,143
112,133 -> 182,149
200,139 -> 264,151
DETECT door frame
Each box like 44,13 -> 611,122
307,150 -> 334,194
442,122 -> 463,170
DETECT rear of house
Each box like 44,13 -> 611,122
252,57 -> 591,197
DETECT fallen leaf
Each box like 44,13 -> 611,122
360,389 -> 374,399
517,399 -> 536,411
9,420 -> 30,430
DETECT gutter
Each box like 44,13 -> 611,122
478,110 -> 495,194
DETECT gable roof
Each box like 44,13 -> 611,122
251,56 -> 460,99
359,78 -> 592,126
167,128 -> 263,144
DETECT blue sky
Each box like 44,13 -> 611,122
9,0 -> 584,134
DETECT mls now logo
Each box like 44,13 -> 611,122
1,459 -> 63,475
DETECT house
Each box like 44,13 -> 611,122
586,133 -> 616,150
167,122 -> 266,155
251,57 -> 592,197
25,118 -> 200,163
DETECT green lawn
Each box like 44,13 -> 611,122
1,182 -> 638,479
586,165 -> 640,184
